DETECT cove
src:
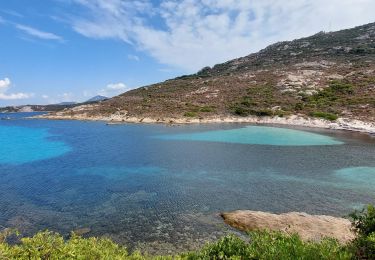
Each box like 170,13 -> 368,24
156,126 -> 344,146
0,117 -> 374,253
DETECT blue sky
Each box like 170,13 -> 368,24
0,0 -> 374,106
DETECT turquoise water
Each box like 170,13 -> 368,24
0,125 -> 70,164
0,113 -> 374,253
156,126 -> 344,146
334,167 -> 375,189
76,166 -> 163,180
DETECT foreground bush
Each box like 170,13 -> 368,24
0,230 -> 353,260
2,205 -> 375,259
350,205 -> 375,259
0,231 -> 136,259
183,232 -> 352,260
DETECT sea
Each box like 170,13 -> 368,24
0,112 -> 374,253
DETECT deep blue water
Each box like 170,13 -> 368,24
0,112 -> 375,252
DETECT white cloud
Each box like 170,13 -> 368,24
59,92 -> 74,101
106,82 -> 127,90
0,77 -> 11,90
98,82 -> 130,97
83,90 -> 92,97
0,77 -> 32,100
15,24 -> 63,41
128,54 -> 140,61
68,0 -> 375,72
1,9 -> 24,18
41,95 -> 49,99
0,92 -> 30,100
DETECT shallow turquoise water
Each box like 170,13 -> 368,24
0,113 -> 374,252
334,167 -> 375,189
156,126 -> 344,146
0,125 -> 70,164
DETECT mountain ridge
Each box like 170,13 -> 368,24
0,95 -> 108,113
86,95 -> 108,102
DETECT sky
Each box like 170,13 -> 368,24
0,0 -> 375,106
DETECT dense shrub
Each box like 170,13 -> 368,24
311,111 -> 338,121
329,81 -> 354,94
183,235 -> 250,259
0,230 -> 352,260
200,106 -> 215,113
2,205 -> 375,259
307,81 -> 354,107
196,66 -> 212,77
184,112 -> 197,117
0,231 -> 133,259
349,205 -> 375,259
231,104 -> 274,117
232,106 -> 249,116
294,102 -> 304,111
184,232 -> 351,260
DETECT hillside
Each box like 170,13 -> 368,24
43,23 -> 375,125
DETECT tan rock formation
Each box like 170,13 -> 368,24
221,210 -> 355,244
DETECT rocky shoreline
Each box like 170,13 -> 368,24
221,210 -> 355,244
34,113 -> 375,135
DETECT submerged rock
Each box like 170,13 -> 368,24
73,227 -> 91,236
221,210 -> 355,244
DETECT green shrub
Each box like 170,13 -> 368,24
248,231 -> 351,260
196,66 -> 211,77
250,109 -> 273,117
311,111 -> 338,121
4,206 -> 375,259
200,106 -> 215,113
232,106 -> 248,116
307,81 -> 355,108
231,104 -> 274,117
0,229 -> 354,260
240,97 -> 257,107
184,232 -> 351,260
0,230 -> 133,259
183,235 -> 250,259
329,81 -> 354,94
350,205 -> 375,237
294,102 -> 304,111
184,112 -> 197,117
274,110 -> 291,118
349,205 -> 375,259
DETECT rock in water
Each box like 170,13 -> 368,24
221,210 -> 355,244
73,227 -> 91,236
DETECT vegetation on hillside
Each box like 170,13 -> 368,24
48,23 -> 375,123
1,205 -> 374,259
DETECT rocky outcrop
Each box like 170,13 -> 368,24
221,210 -> 355,244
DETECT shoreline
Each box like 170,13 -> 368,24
34,114 -> 375,135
